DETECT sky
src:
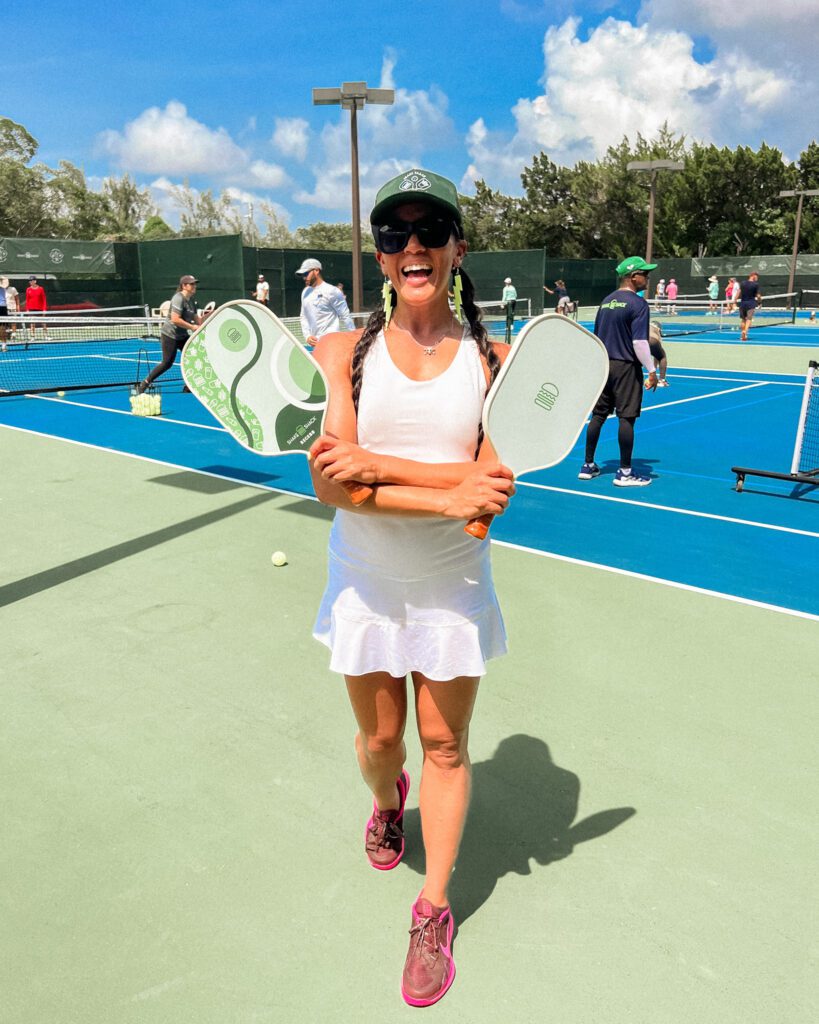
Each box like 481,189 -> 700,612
6,0 -> 815,232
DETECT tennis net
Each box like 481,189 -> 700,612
0,314 -> 166,395
732,361 -> 819,492
651,293 -> 797,337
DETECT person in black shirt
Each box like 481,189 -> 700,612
738,271 -> 761,341
579,256 -> 658,486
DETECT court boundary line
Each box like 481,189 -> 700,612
517,481 -> 819,539
492,538 -> 819,624
2,421 -> 815,623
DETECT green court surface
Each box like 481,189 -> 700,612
2,429 -> 816,1024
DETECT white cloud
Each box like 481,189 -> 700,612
98,101 -> 246,176
464,13 -> 802,193
272,117 -> 310,162
241,160 -> 289,189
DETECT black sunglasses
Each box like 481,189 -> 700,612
372,215 -> 461,255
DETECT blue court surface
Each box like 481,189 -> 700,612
2,338 -> 817,621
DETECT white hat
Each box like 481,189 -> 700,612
296,258 -> 322,275
708,275 -> 718,282
659,278 -> 665,283
504,277 -> 512,284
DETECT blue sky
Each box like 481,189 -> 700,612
6,0 -> 815,231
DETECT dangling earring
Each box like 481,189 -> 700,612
452,267 -> 464,324
382,278 -> 394,327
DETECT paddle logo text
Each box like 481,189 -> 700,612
534,382 -> 559,411
287,414 -> 319,448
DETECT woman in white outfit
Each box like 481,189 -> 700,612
308,168 -> 514,1007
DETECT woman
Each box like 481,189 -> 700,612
544,278 -> 571,314
307,168 -> 514,1007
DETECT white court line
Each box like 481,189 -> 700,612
27,392 -> 226,432
642,381 -> 768,412
518,480 -> 819,539
669,372 -> 804,386
492,538 -> 819,623
2,420 -> 816,622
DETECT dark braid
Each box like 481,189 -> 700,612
351,292 -> 393,412
459,268 -> 501,455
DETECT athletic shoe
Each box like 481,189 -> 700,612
613,469 -> 651,487
365,770 -> 410,871
578,462 -> 601,480
657,379 -> 669,387
401,896 -> 456,1007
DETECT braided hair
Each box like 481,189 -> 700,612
350,267 -> 501,456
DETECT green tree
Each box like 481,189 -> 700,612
515,153 -> 579,255
259,201 -> 295,247
460,180 -> 519,251
291,221 -> 375,252
98,174 -> 156,241
141,214 -> 175,240
795,142 -> 819,253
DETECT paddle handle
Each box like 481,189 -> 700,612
342,481 -> 374,506
464,513 -> 494,540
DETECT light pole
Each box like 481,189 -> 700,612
627,160 -> 684,263
779,189 -> 819,298
312,81 -> 395,312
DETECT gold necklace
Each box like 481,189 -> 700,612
391,318 -> 456,356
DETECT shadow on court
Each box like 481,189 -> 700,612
0,490 -> 278,608
401,734 -> 636,924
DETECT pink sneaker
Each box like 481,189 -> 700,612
401,896 -> 456,1007
364,770 -> 410,870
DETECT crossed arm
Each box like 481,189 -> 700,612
307,333 -> 515,520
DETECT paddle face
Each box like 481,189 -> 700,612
484,314 -> 609,475
465,314 -> 609,539
182,300 -> 328,455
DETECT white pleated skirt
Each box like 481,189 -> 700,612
312,548 -> 507,681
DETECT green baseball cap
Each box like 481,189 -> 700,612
615,256 -> 658,276
370,168 -> 462,226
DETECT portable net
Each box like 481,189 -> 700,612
650,293 -> 798,338
0,314 -> 166,395
731,361 -> 819,492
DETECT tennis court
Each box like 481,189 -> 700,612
1,315 -> 816,1023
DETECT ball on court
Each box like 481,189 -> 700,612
271,551 -> 287,566
57,391 -> 65,397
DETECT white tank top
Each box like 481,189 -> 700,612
328,329 -> 490,581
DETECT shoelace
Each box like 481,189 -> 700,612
366,813 -> 402,850
409,914 -> 444,958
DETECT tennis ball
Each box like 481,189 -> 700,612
271,551 -> 287,567
57,391 -> 65,397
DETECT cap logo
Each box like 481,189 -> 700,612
400,170 -> 431,193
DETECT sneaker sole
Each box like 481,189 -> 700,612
613,478 -> 651,487
365,770 -> 410,871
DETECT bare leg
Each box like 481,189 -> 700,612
345,672 -> 408,812
412,672 -> 480,908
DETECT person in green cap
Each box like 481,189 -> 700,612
306,167 -> 515,1007
578,256 -> 659,486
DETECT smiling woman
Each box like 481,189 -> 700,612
304,168 -> 514,1008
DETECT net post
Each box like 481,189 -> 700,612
790,361 -> 819,475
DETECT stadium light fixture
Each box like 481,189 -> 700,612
779,189 -> 819,297
312,82 -> 395,312
627,160 -> 685,264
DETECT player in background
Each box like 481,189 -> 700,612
707,275 -> 720,314
738,271 -> 762,342
649,320 -> 669,386
578,256 -> 658,486
544,279 -> 572,315
307,168 -> 514,1007
296,258 -> 354,344
502,276 -> 517,342
25,275 -> 48,342
254,274 -> 270,307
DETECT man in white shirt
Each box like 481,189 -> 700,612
296,258 -> 354,344
255,274 -> 270,306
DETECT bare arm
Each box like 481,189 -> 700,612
308,335 -> 514,517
